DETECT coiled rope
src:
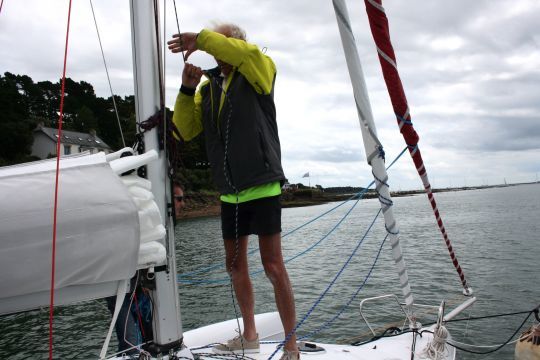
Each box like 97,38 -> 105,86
429,308 -> 534,355
422,325 -> 449,360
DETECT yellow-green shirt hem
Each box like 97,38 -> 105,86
220,181 -> 281,204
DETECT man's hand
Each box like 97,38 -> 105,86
182,63 -> 203,89
168,32 -> 198,60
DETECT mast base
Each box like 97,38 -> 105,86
145,338 -> 185,358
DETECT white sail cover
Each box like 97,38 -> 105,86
0,152 -> 144,314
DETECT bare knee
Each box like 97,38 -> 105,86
226,257 -> 248,277
263,260 -> 286,285
226,262 -> 238,276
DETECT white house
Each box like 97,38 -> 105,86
32,125 -> 111,159
281,181 -> 298,191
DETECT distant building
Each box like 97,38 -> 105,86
32,125 -> 111,159
281,181 -> 298,191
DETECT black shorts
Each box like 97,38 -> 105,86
221,195 -> 282,239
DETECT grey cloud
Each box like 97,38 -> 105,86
2,0 -> 539,188
284,142 -> 364,163
475,117 -> 540,152
428,114 -> 540,152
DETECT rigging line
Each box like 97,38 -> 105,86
172,0 -> 186,63
410,330 -> 417,360
49,1 -> 73,359
160,0 -> 167,150
267,209 -> 383,360
448,337 -> 523,349
211,69 -> 246,355
88,0 -> 125,148
0,0 -> 4,14
162,0 -> 167,161
104,341 -> 151,359
179,194 -> 363,285
177,191 -> 357,278
178,145 -> 410,280
298,232 -> 388,341
426,310 -> 534,355
364,0 -> 472,295
189,354 -> 256,360
161,0 -> 177,277
350,305 -> 540,348
130,0 -> 142,139
445,307 -> 539,323
152,0 -> 165,108
120,271 -> 145,356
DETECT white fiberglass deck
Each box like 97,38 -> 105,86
183,312 -> 455,360
108,311 -> 454,359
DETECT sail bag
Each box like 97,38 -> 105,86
0,153 -> 140,314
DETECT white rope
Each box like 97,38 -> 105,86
104,341 -> 151,359
100,279 -> 128,359
421,325 -> 449,360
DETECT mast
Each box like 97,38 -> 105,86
332,0 -> 415,313
130,0 -> 183,351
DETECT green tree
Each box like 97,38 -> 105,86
0,72 -> 213,187
73,105 -> 98,132
34,80 -> 60,126
0,73 -> 35,164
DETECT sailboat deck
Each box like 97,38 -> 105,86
192,337 -> 455,360
183,312 -> 455,360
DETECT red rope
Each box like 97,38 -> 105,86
49,1 -> 73,358
364,0 -> 471,293
133,292 -> 146,339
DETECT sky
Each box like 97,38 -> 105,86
1,0 -> 539,190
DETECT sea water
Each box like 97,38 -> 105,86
1,183 -> 539,359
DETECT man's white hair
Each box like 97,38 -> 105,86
210,21 -> 246,41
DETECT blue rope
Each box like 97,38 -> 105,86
371,171 -> 393,208
267,209 -> 383,359
178,194 -> 358,279
407,143 -> 418,152
177,146 -> 409,284
178,188 -> 369,279
385,223 -> 399,235
261,233 -> 388,345
298,233 -> 387,340
178,195 -> 364,285
387,146 -> 408,169
396,113 -> 413,126
377,145 -> 385,161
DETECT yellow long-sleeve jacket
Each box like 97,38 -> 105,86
172,29 -> 285,199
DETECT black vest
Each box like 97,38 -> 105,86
200,71 -> 285,194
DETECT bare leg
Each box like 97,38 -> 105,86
224,235 -> 257,341
259,233 -> 297,352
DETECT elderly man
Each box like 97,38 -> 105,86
168,23 -> 299,360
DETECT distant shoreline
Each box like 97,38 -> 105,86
177,182 -> 536,220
